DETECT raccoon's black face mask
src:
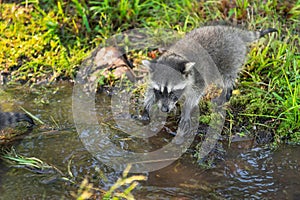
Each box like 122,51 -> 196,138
153,87 -> 184,113
142,59 -> 195,113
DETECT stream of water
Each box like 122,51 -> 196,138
0,83 -> 299,199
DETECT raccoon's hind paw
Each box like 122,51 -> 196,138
211,88 -> 232,106
225,88 -> 233,101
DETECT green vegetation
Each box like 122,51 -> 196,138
1,148 -> 146,199
0,0 -> 299,144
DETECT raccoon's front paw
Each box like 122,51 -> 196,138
140,114 -> 150,121
139,110 -> 150,124
174,118 -> 195,144
178,118 -> 192,135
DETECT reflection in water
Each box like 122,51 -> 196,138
0,84 -> 299,199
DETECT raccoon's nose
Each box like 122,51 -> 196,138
161,106 -> 169,113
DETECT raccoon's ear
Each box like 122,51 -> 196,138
184,62 -> 195,73
142,60 -> 154,72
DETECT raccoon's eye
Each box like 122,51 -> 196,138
154,89 -> 163,96
171,89 -> 184,100
171,94 -> 178,101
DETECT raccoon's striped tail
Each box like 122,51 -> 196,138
259,28 -> 278,38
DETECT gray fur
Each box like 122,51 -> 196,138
0,112 -> 34,130
141,25 -> 277,128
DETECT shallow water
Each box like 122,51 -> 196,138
0,83 -> 299,199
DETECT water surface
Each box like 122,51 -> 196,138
0,83 -> 299,199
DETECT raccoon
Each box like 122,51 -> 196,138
141,25 -> 277,132
0,112 -> 35,130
